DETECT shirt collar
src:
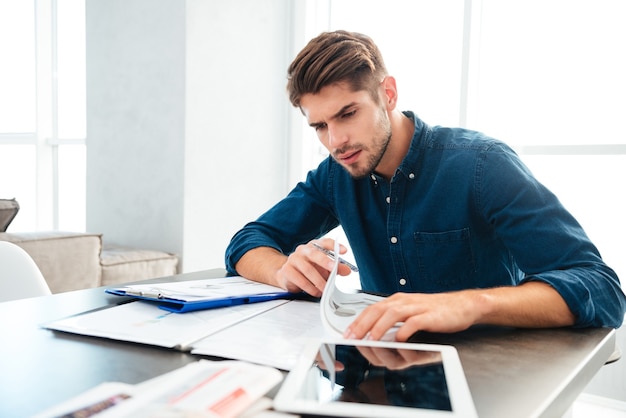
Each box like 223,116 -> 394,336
370,111 -> 426,183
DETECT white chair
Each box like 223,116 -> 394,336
0,241 -> 51,302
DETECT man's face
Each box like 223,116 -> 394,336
300,82 -> 391,179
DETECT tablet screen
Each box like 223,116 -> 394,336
301,343 -> 451,410
274,339 -> 477,418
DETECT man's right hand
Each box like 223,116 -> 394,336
235,238 -> 353,297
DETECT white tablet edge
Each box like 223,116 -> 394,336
273,338 -> 477,418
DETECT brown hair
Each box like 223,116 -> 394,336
286,30 -> 388,107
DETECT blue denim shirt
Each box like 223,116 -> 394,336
226,112 -> 625,328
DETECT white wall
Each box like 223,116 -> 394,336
182,0 -> 294,272
86,0 -> 295,271
86,0 -> 186,256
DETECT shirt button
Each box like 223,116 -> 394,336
370,174 -> 377,181
408,173 -> 415,179
386,196 -> 390,204
399,278 -> 407,286
390,236 -> 398,244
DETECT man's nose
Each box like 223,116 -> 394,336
327,124 -> 348,149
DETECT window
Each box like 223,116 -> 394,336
0,0 -> 86,232
301,0 -> 625,282
473,0 -> 626,281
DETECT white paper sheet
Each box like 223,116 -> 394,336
192,300 -> 324,371
44,299 -> 289,349
110,276 -> 287,302
320,240 -> 385,337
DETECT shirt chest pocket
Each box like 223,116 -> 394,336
413,228 -> 475,291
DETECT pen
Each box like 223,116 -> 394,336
312,242 -> 359,272
124,288 -> 164,299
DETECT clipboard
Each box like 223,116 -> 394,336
106,276 -> 294,313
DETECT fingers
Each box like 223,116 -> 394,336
309,239 -> 338,273
276,249 -> 327,297
357,346 -> 404,368
356,346 -> 440,370
314,352 -> 346,372
344,292 -> 480,341
312,238 -> 353,276
345,297 -> 413,341
276,239 -> 352,297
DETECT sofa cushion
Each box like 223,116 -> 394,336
100,245 -> 178,286
0,231 -> 103,293
0,198 -> 19,232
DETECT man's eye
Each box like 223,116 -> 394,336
341,110 -> 356,119
314,123 -> 327,132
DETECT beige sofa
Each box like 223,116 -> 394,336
0,231 -> 178,293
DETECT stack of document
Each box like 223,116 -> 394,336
40,257 -> 398,417
105,276 -> 293,312
44,268 -> 390,370
33,360 -> 283,418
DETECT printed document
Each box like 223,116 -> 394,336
33,360 -> 283,418
44,241 -> 393,370
45,299 -> 288,350
191,300 -> 324,370
320,240 -> 395,339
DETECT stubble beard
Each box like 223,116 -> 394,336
334,116 -> 392,180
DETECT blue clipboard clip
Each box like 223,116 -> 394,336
105,287 -> 295,313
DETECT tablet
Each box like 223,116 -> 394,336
273,338 -> 477,418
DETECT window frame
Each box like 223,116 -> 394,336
0,0 -> 86,231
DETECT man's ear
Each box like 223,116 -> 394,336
381,76 -> 399,110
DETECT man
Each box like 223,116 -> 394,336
225,30 -> 625,341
